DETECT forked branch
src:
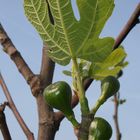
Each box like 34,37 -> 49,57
0,23 -> 41,97
0,72 -> 35,140
0,23 -> 34,81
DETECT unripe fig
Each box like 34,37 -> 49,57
101,76 -> 120,100
43,81 -> 73,117
89,117 -> 112,140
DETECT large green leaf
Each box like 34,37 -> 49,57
89,48 -> 127,80
24,0 -> 114,65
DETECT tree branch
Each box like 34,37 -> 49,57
113,2 -> 140,49
0,23 -> 41,96
35,44 -> 57,140
0,72 -> 35,140
0,23 -> 34,80
0,102 -> 12,140
113,93 -> 122,140
55,2 -> 140,123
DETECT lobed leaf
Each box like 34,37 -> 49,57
24,0 -> 115,65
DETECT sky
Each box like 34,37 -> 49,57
0,0 -> 140,140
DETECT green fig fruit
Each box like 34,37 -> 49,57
101,76 -> 120,100
43,81 -> 73,117
89,117 -> 112,140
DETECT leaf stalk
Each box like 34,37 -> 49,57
66,114 -> 80,128
91,96 -> 105,115
72,58 -> 90,115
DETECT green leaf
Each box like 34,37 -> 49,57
86,0 -> 115,40
24,0 -> 115,65
89,48 -> 127,80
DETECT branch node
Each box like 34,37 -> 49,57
27,74 -> 43,97
39,119 -> 55,127
0,73 -> 35,140
0,102 -> 9,111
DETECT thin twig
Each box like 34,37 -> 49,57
113,2 -> 140,49
55,2 -> 140,123
0,103 -> 12,140
113,93 -> 122,140
0,72 -> 35,140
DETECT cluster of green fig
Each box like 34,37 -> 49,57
43,76 -> 120,140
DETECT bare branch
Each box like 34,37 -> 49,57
0,103 -> 12,140
113,93 -> 122,140
0,23 -> 34,82
55,2 -> 140,123
0,23 -> 42,96
36,94 -> 58,140
0,72 -> 35,140
113,2 -> 140,49
37,44 -> 57,140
